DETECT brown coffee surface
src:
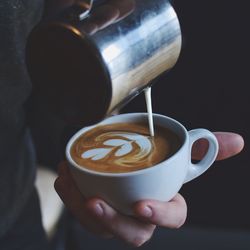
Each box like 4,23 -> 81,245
71,122 -> 181,173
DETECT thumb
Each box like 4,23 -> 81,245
192,132 -> 244,161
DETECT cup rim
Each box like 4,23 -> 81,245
66,113 -> 189,177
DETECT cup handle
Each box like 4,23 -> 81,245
184,129 -> 219,184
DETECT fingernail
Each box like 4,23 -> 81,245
94,203 -> 104,217
141,206 -> 152,218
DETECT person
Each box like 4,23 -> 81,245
0,0 -> 244,249
54,133 -> 244,247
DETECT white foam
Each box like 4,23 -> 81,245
104,139 -> 127,147
81,132 -> 153,165
82,148 -> 112,161
115,143 -> 133,157
105,132 -> 152,158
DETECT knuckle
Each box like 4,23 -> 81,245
131,229 -> 154,247
131,236 -> 147,247
174,194 -> 187,229
174,193 -> 185,203
175,216 -> 186,229
175,209 -> 187,229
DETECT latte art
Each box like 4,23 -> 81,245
71,122 -> 181,173
81,132 -> 154,167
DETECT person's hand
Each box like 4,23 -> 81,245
54,132 -> 244,247
192,132 -> 244,160
55,162 -> 187,247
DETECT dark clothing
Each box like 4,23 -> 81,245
0,0 -> 43,237
0,189 -> 49,250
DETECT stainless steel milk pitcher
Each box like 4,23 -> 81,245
26,0 -> 182,125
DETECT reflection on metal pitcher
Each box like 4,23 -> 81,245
26,0 -> 182,125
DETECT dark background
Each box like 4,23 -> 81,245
123,0 -> 250,230
30,0 -> 250,247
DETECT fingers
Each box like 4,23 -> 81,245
54,162 -> 113,238
55,162 -> 155,247
91,4 -> 120,30
133,194 -> 187,229
192,132 -> 244,161
55,163 -> 186,247
86,199 -> 156,247
215,132 -> 244,160
109,0 -> 136,21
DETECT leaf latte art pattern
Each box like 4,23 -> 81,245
81,132 -> 154,167
71,123 -> 179,173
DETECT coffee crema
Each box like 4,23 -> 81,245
70,122 -> 181,173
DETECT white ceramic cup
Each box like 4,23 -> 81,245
66,113 -> 219,215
